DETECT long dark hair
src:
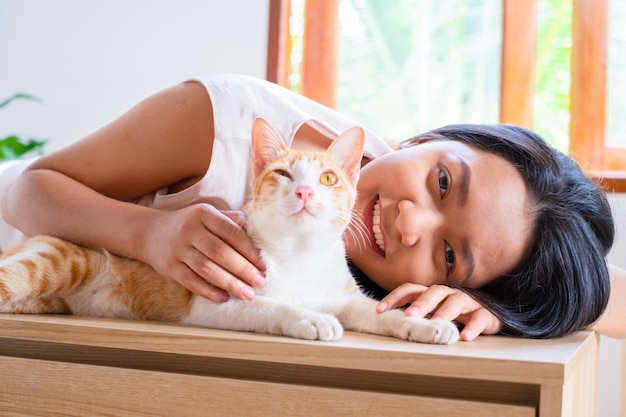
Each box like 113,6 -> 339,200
408,124 -> 614,338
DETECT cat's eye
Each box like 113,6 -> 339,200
438,168 -> 450,199
274,169 -> 292,179
444,242 -> 456,275
320,171 -> 338,186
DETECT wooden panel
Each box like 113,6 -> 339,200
622,340 -> 626,417
500,0 -> 537,128
301,0 -> 339,107
569,0 -> 608,169
266,0 -> 291,86
561,331 -> 599,417
0,356 -> 536,417
0,315 -> 601,416
536,332 -> 599,417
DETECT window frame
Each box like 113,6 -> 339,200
266,0 -> 626,192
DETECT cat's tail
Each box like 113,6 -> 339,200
0,235 -> 107,313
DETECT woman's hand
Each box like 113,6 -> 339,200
376,283 -> 502,341
143,204 -> 266,303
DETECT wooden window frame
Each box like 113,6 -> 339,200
266,0 -> 626,192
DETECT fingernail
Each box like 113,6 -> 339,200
241,286 -> 255,300
406,307 -> 420,317
376,302 -> 388,313
216,293 -> 230,303
254,274 -> 266,287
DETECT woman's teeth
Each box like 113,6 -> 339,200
373,200 -> 385,253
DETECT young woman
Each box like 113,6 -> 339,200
1,74 -> 623,341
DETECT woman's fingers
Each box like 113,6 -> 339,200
146,204 -> 266,302
182,247 -> 258,301
376,283 -> 503,341
177,205 -> 266,298
404,284 -> 457,318
200,206 -> 266,275
376,283 -> 429,313
460,309 -> 502,340
221,210 -> 267,271
172,262 -> 231,303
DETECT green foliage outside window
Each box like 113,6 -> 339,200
289,0 -> 626,152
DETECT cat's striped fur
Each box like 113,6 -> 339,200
0,119 -> 459,344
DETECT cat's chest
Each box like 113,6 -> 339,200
257,252 -> 351,307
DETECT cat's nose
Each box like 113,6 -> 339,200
296,185 -> 314,203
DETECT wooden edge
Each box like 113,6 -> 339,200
569,0 -> 609,168
0,314 -> 594,385
301,0 -> 339,107
265,0 -> 290,86
500,0 -> 537,127
587,171 -> 626,193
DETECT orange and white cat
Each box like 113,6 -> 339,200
0,118 -> 459,344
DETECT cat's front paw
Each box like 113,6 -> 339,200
289,314 -> 344,341
399,318 -> 460,345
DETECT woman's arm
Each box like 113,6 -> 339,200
589,264 -> 626,338
378,263 -> 626,341
1,81 -> 265,301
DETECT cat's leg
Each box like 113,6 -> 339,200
183,295 -> 344,341
337,292 -> 460,344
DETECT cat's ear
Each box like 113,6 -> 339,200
328,126 -> 365,184
251,118 -> 288,176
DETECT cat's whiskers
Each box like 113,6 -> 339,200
345,209 -> 371,253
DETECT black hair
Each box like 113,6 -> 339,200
406,124 -> 615,338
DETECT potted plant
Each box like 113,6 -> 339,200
0,93 -> 47,161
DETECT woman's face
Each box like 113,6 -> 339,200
345,139 -> 534,291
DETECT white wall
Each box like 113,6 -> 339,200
602,193 -> 626,417
0,0 -> 269,152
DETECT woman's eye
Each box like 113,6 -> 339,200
274,169 -> 292,179
438,168 -> 450,198
444,242 -> 456,275
320,171 -> 338,186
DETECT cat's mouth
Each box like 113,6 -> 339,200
372,199 -> 386,254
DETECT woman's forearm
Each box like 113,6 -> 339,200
2,168 -> 156,262
590,264 -> 626,338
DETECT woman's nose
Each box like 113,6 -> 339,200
396,199 -> 443,247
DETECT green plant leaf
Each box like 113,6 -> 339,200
0,93 -> 43,109
0,135 -> 47,161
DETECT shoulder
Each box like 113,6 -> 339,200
190,74 -> 392,158
589,264 -> 626,338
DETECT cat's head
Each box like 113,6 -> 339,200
247,118 -> 365,243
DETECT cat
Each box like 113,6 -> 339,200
0,118 -> 459,344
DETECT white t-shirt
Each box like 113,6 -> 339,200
0,74 -> 393,253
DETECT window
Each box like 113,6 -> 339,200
267,0 -> 626,191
